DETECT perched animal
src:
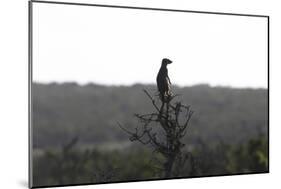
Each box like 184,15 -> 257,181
157,58 -> 173,102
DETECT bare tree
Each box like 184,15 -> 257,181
118,89 -> 194,178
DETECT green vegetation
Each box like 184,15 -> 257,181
226,135 -> 268,173
32,82 -> 268,187
33,144 -> 157,186
33,135 -> 268,187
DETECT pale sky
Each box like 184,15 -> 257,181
33,2 -> 268,88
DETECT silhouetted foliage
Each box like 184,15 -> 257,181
118,90 -> 194,178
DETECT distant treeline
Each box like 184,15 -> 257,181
33,82 -> 268,150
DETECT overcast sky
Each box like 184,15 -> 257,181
33,3 -> 268,88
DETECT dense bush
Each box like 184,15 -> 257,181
33,135 -> 268,187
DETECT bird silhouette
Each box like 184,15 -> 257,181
157,58 -> 173,102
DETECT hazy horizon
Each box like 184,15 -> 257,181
33,80 -> 268,90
